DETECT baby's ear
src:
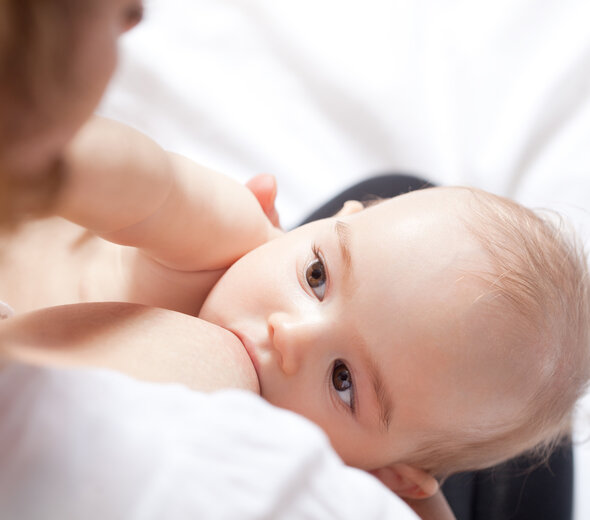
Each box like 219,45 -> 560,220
335,200 -> 364,217
370,463 -> 439,499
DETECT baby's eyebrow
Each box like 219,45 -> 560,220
369,359 -> 393,432
354,332 -> 393,432
334,220 -> 357,299
335,220 -> 352,274
336,220 -> 393,431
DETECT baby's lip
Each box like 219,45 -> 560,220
232,330 -> 261,380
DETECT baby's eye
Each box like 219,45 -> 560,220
332,361 -> 354,409
305,256 -> 326,300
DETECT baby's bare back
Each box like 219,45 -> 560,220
0,217 -> 224,316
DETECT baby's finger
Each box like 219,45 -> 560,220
245,173 -> 281,228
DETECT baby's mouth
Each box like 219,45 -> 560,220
232,330 -> 262,388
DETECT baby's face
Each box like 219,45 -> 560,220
200,188 -> 533,470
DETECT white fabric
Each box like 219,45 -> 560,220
97,0 -> 590,517
0,363 -> 417,520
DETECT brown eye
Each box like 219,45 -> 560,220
332,361 -> 354,408
306,258 -> 326,300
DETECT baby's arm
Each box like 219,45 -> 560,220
59,117 -> 278,271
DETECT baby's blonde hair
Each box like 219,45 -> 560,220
408,187 -> 590,478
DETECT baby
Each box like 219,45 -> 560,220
1,0 -> 589,508
200,183 -> 590,482
2,114 -> 590,499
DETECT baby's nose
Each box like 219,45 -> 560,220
268,312 -> 317,375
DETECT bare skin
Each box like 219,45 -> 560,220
0,216 -> 224,315
0,302 -> 258,393
0,117 -> 279,316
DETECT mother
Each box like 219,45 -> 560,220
0,2 -> 451,519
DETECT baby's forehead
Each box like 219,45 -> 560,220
338,187 -> 481,242
382,186 -> 481,209
351,186 -> 478,219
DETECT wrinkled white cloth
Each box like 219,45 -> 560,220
102,0 -> 590,239
0,363 -> 417,520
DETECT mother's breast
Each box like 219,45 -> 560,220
0,302 -> 260,394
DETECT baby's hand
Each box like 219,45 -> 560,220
369,466 -> 455,520
246,173 -> 281,230
404,492 -> 457,520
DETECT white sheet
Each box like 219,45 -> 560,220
99,0 -> 590,517
0,364 -> 417,519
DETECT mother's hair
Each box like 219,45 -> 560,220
0,0 -> 88,223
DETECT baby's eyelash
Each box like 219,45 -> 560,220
330,360 -> 357,415
311,245 -> 328,277
311,243 -> 321,260
305,244 -> 328,301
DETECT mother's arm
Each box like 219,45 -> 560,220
0,302 -> 259,394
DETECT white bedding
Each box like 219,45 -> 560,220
98,0 -> 590,517
0,364 -> 416,519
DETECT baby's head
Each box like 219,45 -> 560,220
200,186 -> 590,496
0,0 -> 142,223
398,188 -> 590,480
